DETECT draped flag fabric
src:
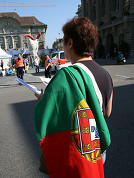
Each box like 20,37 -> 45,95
34,64 -> 111,178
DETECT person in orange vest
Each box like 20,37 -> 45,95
15,53 -> 26,83
45,55 -> 52,78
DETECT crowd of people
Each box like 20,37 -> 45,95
0,59 -> 15,77
0,53 -> 53,79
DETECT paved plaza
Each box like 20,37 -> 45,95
0,59 -> 134,178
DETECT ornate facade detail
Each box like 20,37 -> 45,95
77,0 -> 134,58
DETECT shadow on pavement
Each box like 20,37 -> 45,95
0,84 -> 19,88
11,100 -> 42,159
104,84 -> 134,178
31,71 -> 45,76
31,71 -> 55,77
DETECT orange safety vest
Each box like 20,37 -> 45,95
16,58 -> 24,68
45,58 -> 52,68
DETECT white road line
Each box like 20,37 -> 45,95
115,75 -> 130,79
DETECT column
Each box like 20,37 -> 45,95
130,0 -> 134,13
11,36 -> 14,49
81,0 -> 85,17
119,0 -> 124,15
3,37 -> 7,50
88,0 -> 92,20
42,32 -> 46,48
20,35 -> 23,50
106,0 -> 111,20
96,0 -> 100,24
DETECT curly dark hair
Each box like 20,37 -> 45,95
62,17 -> 99,57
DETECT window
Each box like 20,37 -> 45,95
38,28 -> 41,32
22,28 -> 27,32
52,53 -> 58,60
0,37 -> 3,41
33,35 -> 36,39
40,35 -> 42,40
14,36 -> 19,41
60,52 -> 65,59
31,29 -> 36,33
23,36 -> 27,40
16,42 -> 20,48
39,42 -> 43,49
24,42 -> 28,48
6,36 -> 12,41
5,29 -> 10,33
14,29 -> 19,33
5,22 -> 10,26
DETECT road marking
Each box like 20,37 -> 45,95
115,75 -> 130,79
112,79 -> 124,83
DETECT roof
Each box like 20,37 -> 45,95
0,47 -> 12,58
0,12 -> 45,25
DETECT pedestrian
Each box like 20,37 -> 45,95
15,53 -> 26,83
1,60 -> 4,69
105,51 -> 109,59
113,47 -> 118,60
33,56 -> 40,73
1,69 -> 5,77
34,17 -> 113,178
45,55 -> 52,78
24,57 -> 29,73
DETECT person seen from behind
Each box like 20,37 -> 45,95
34,17 -> 113,178
34,56 -> 40,73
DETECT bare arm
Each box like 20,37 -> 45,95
46,63 -> 51,68
104,90 -> 113,118
35,89 -> 44,101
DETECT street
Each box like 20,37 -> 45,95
0,59 -> 134,178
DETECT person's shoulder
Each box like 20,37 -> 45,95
92,60 -> 110,75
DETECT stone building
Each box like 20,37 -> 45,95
0,12 -> 47,50
52,38 -> 64,51
78,0 -> 134,58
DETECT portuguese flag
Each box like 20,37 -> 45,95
34,65 -> 111,178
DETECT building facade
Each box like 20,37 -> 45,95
52,38 -> 64,51
79,0 -> 134,58
0,12 -> 47,50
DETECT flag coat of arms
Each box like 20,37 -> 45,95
34,64 -> 111,178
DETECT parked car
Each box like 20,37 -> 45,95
50,51 -> 70,72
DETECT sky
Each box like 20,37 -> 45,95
0,0 -> 81,48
